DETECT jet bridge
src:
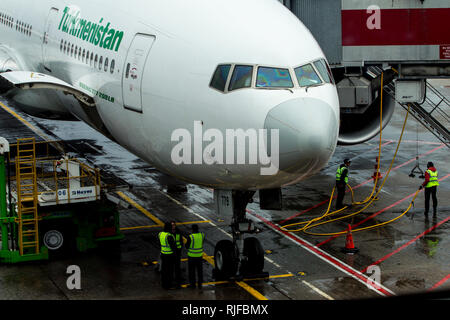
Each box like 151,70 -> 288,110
282,0 -> 450,146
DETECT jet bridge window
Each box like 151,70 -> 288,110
294,64 -> 322,87
210,64 -> 231,92
229,65 -> 253,91
256,67 -> 293,88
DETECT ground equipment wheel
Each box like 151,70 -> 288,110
43,229 -> 64,250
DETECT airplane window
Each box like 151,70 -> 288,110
82,49 -> 86,62
229,65 -> 253,91
110,59 -> 115,74
94,54 -> 98,68
313,60 -> 331,84
75,46 -> 78,58
210,64 -> 231,92
64,41 -> 67,53
60,39 -> 63,51
104,58 -> 109,72
294,64 -> 322,87
256,67 -> 293,88
99,56 -> 103,70
90,52 -> 94,66
78,47 -> 82,60
324,59 -> 335,84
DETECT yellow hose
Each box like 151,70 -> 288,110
281,71 -> 417,236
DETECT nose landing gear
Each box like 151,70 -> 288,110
213,190 -> 268,280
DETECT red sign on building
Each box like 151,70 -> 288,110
441,45 -> 450,59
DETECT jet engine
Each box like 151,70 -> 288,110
336,69 -> 397,145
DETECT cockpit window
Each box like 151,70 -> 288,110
313,59 -> 332,84
256,67 -> 293,88
294,64 -> 322,87
210,64 -> 231,92
229,65 -> 253,91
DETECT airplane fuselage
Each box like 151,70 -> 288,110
0,0 -> 340,190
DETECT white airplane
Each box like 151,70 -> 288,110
0,0 -> 341,277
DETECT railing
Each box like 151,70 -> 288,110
369,66 -> 450,148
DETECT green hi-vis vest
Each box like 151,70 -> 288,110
336,166 -> 348,184
188,232 -> 204,258
159,231 -> 174,255
426,169 -> 439,188
175,233 -> 182,249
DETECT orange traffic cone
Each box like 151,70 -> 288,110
342,224 -> 359,254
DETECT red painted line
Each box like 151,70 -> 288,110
360,215 -> 450,274
429,274 -> 450,291
342,8 -> 450,46
280,143 -> 445,225
317,173 -> 450,248
391,144 -> 445,171
248,209 -> 395,296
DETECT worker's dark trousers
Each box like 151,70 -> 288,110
424,186 -> 438,215
160,253 -> 175,289
188,256 -> 203,287
174,249 -> 182,285
336,182 -> 346,209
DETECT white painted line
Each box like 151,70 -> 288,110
302,280 -> 334,300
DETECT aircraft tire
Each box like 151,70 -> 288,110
214,240 -> 239,279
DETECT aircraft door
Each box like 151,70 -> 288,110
42,7 -> 59,72
122,34 -> 156,113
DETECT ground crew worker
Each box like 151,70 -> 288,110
171,221 -> 183,288
185,224 -> 204,289
419,162 -> 439,216
336,158 -> 351,209
158,222 -> 177,289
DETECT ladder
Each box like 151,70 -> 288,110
15,138 -> 40,255
370,66 -> 450,148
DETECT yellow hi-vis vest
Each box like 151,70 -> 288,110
425,169 -> 439,188
175,233 -> 182,250
336,166 -> 348,184
159,232 -> 174,255
188,232 -> 204,258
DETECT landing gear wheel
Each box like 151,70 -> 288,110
241,237 -> 264,274
214,240 -> 239,280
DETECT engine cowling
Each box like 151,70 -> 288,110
336,69 -> 397,145
338,91 -> 396,145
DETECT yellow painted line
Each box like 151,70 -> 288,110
151,255 -> 214,265
236,281 -> 269,300
0,101 -> 65,153
116,191 -> 164,226
179,274 -> 294,288
120,220 -> 211,231
0,101 -> 51,141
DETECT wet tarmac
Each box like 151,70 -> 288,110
0,81 -> 449,300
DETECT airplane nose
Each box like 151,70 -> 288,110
264,97 -> 338,175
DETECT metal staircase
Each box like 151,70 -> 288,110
15,138 -> 40,255
370,66 -> 450,148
